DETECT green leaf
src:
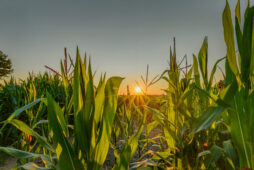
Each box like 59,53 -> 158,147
193,106 -> 225,133
244,0 -> 250,18
198,150 -> 211,158
225,58 -> 236,86
113,110 -> 146,170
241,7 -> 254,86
15,162 -> 52,170
93,76 -> 123,169
60,60 -> 69,96
32,120 -> 48,129
198,37 -> 208,87
208,57 -> 226,90
146,121 -> 158,135
48,96 -> 69,137
223,140 -> 238,168
9,119 -> 54,153
235,0 -> 241,25
82,58 -> 95,152
230,90 -> 252,168
73,48 -> 88,154
0,147 -> 53,167
193,54 -> 200,87
94,74 -> 105,128
204,145 -> 224,170
235,0 -> 243,76
222,0 -> 239,76
0,98 -> 43,134
47,93 -> 83,170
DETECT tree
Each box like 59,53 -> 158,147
0,51 -> 13,79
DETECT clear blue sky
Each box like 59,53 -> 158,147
0,0 -> 250,94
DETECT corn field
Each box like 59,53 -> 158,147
0,0 -> 254,169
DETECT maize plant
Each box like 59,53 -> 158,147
47,48 -> 123,170
194,0 -> 254,168
0,48 -> 123,169
221,0 -> 254,168
145,39 -> 196,169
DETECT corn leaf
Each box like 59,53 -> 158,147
241,7 -> 254,86
0,98 -> 43,134
222,0 -> 239,76
9,119 -> 54,153
193,106 -> 225,133
230,89 -> 252,168
235,0 -> 241,25
223,140 -> 238,168
113,111 -> 146,170
15,162 -> 51,170
47,93 -> 83,170
225,58 -> 236,86
198,37 -> 208,87
73,48 -> 88,154
0,147 -> 53,167
208,57 -> 226,90
193,54 -> 200,87
204,145 -> 224,170
93,76 -> 123,169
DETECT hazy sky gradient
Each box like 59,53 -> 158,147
0,0 -> 250,94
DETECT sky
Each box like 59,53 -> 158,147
0,0 -> 251,94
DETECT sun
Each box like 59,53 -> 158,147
135,86 -> 142,94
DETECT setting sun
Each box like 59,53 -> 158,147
135,87 -> 142,93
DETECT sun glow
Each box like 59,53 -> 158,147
135,86 -> 142,94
